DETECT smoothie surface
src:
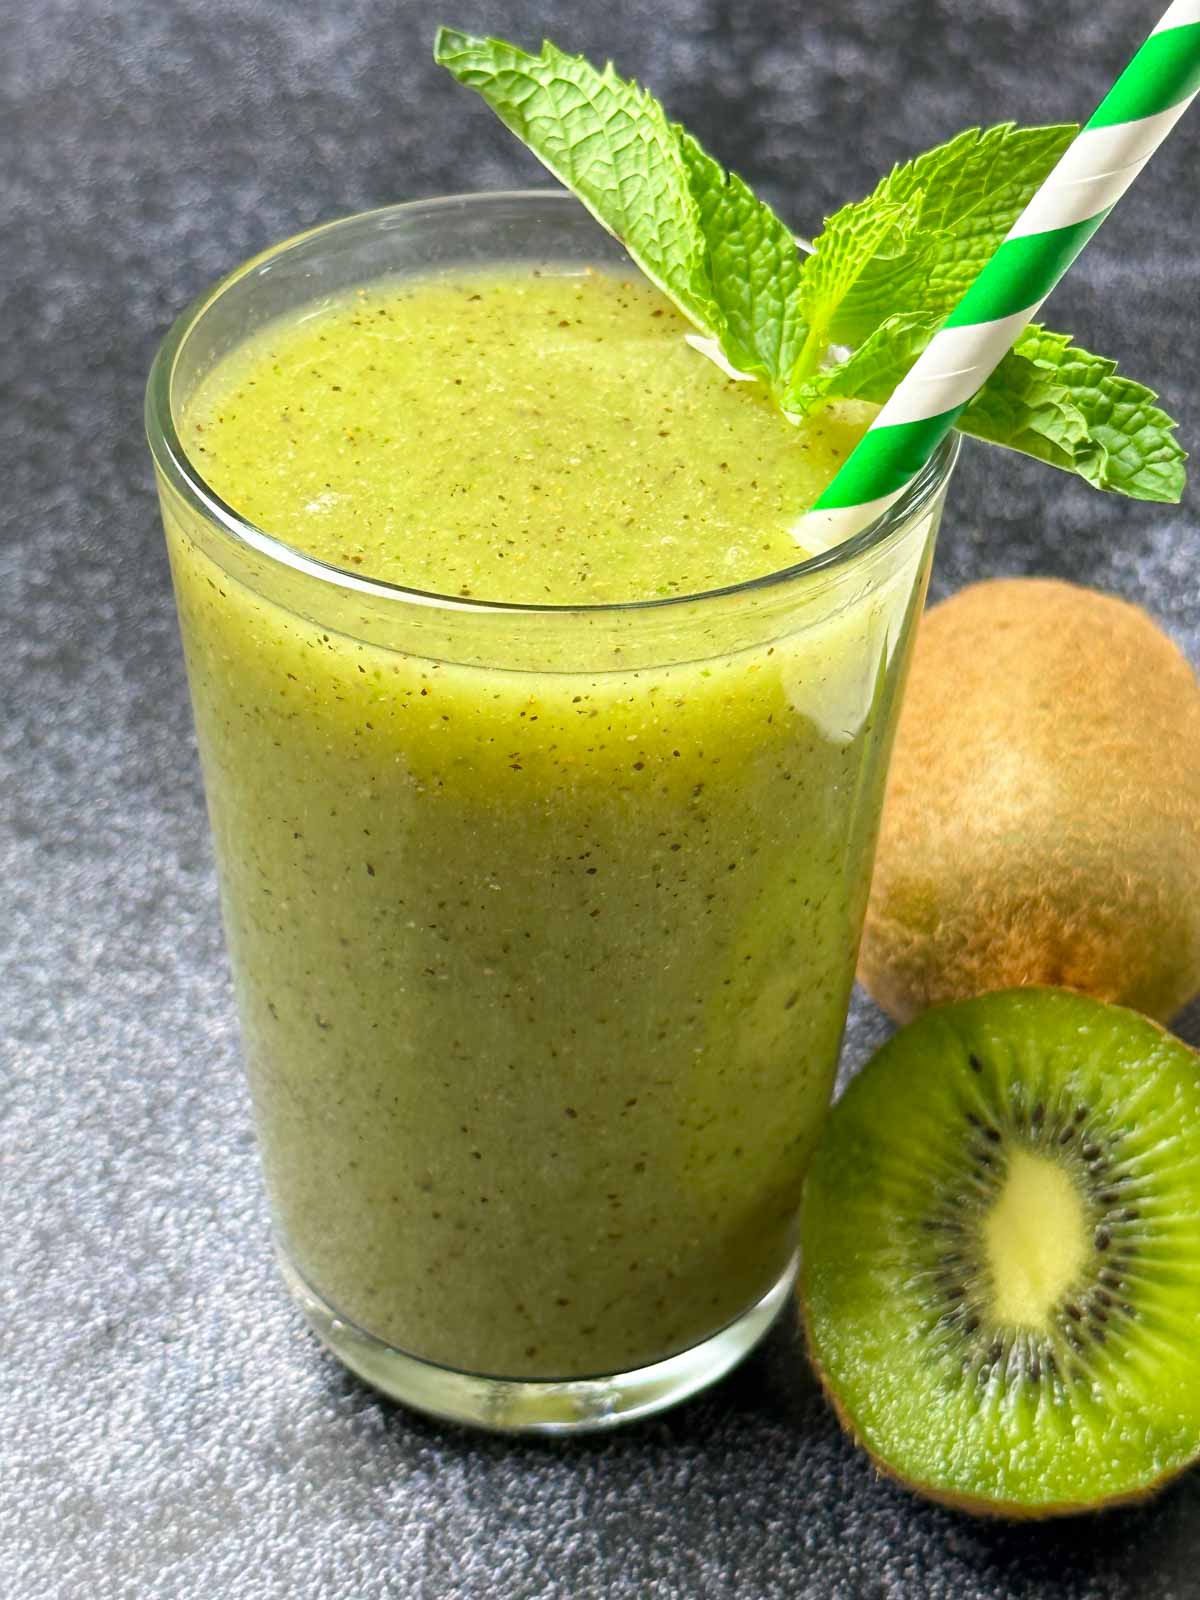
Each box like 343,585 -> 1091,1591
182,266 -> 870,605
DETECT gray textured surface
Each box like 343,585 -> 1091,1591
3,0 -> 1200,1596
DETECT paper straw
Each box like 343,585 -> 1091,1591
803,0 -> 1200,550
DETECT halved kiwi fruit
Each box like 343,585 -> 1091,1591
800,988 -> 1200,1517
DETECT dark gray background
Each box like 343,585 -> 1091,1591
4,0 -> 1200,1595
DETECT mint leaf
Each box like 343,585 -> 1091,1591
434,28 -> 806,394
794,314 -> 1093,477
818,123 -> 1078,348
674,128 -> 806,394
970,328 -> 1188,503
793,316 -> 1185,504
434,30 -> 718,334
789,201 -> 921,391
959,348 -> 1092,475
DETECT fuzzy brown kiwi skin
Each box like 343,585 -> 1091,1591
859,579 -> 1200,1026
799,1273 -> 1195,1520
798,996 -> 1200,1520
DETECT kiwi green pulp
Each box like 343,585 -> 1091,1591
800,988 -> 1200,1517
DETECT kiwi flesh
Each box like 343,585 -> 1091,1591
859,578 -> 1200,1025
800,988 -> 1200,1517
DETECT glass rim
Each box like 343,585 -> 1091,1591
145,189 -> 960,620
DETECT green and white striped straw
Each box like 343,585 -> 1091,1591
805,0 -> 1200,550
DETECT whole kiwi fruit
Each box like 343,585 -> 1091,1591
859,578 -> 1200,1024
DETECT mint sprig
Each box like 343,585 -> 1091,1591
435,28 -> 1186,504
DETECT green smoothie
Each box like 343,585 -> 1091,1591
164,262 -> 934,1379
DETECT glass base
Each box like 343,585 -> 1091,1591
277,1247 -> 798,1435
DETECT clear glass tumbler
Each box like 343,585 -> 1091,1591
146,192 -> 957,1432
